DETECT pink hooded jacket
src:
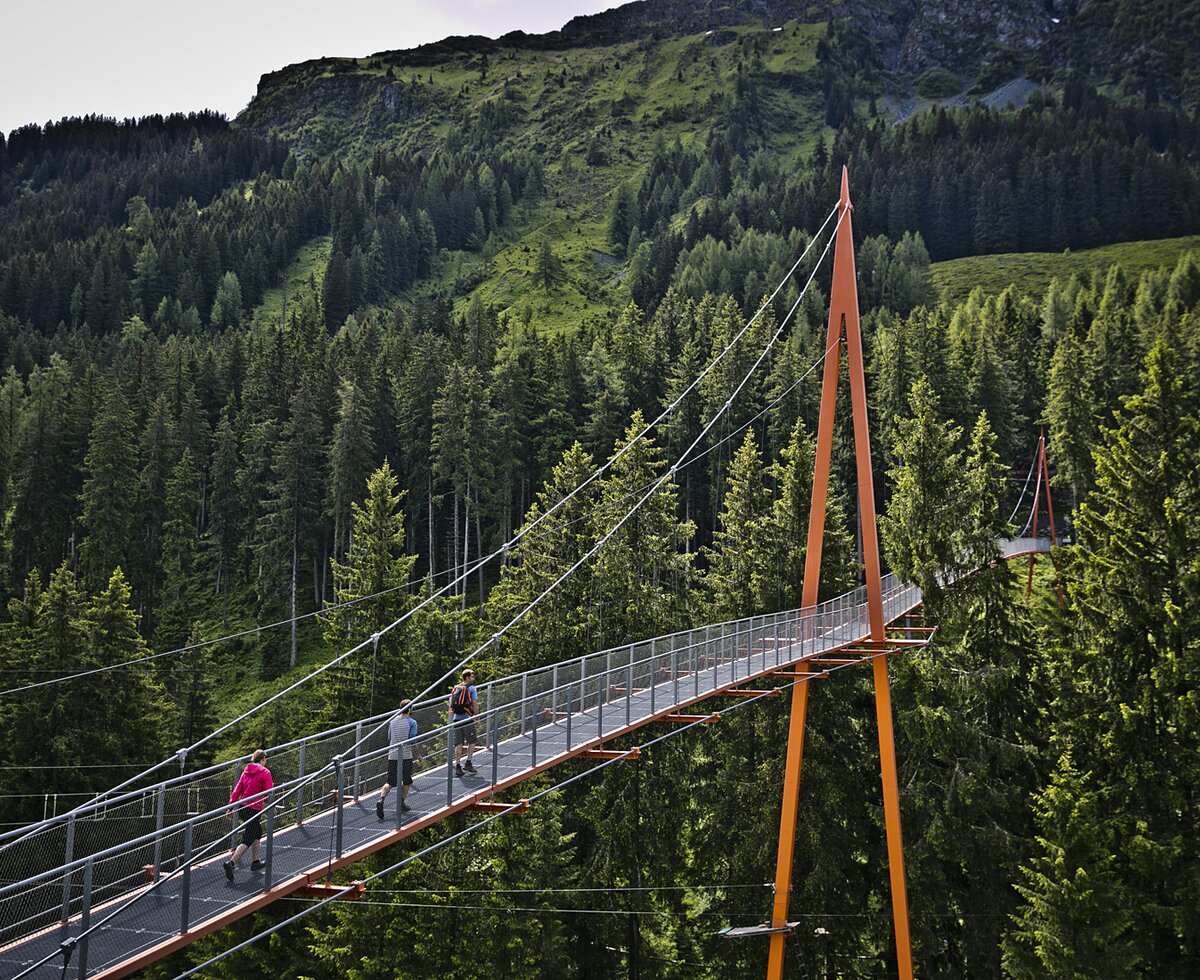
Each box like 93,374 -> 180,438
229,762 -> 273,811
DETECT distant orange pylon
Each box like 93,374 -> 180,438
1026,428 -> 1065,608
766,168 -> 914,980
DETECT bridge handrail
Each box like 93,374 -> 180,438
0,539 -> 1046,955
1,540 -> 1045,851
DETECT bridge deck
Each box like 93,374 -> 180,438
0,540 -> 1049,979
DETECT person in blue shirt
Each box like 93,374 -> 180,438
448,669 -> 479,777
377,700 -> 421,820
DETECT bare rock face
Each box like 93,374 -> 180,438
552,0 -> 1070,78
897,0 -> 1073,76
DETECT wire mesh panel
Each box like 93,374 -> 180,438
0,539 -> 1010,977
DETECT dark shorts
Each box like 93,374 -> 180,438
387,759 -> 415,787
453,716 -> 477,747
238,805 -> 263,846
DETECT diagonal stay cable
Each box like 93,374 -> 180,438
0,204 -> 839,855
250,200 -> 846,845
1007,441 -> 1039,525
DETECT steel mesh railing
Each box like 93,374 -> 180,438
0,539 -> 1046,975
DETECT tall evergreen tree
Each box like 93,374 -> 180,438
485,442 -> 600,675
880,377 -> 965,613
592,412 -> 695,646
156,448 -> 203,651
78,385 -> 139,589
1045,332 -> 1097,511
1015,340 -> 1200,973
702,430 -> 770,620
327,380 -> 377,562
319,460 -> 419,723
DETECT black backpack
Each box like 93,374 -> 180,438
449,683 -> 472,714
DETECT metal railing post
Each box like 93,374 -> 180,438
566,682 -> 573,751
334,757 -> 345,860
552,664 -> 559,719
59,813 -> 76,923
531,700 -> 539,768
597,673 -> 604,739
626,656 -> 633,727
264,790 -> 275,892
180,822 -> 193,935
650,638 -> 657,714
295,741 -> 306,826
671,642 -> 679,708
490,708 -> 500,789
446,728 -> 455,805
520,674 -> 528,736
712,624 -> 720,692
152,783 -> 166,879
353,723 -> 363,800
76,857 -> 93,979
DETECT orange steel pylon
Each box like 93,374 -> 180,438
1026,428 -> 1065,608
766,168 -> 914,980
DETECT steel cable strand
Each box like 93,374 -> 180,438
1007,441 -> 1040,525
1018,446 -> 1044,538
0,205 -> 838,856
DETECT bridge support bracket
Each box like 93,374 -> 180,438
472,799 -> 530,815
582,747 -> 640,760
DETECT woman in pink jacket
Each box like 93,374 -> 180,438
224,749 -> 273,881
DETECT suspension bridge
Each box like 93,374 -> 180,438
0,170 -> 1063,980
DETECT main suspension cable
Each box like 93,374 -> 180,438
0,204 -> 838,852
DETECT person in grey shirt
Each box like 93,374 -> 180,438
377,700 -> 421,820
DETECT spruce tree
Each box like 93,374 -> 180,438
592,412 -> 694,645
702,430 -> 770,620
1045,331 -> 1097,511
327,380 -> 377,561
319,461 -> 418,723
156,449 -> 202,651
78,385 -> 139,589
880,377 -> 965,612
1027,339 -> 1200,971
485,442 -> 600,675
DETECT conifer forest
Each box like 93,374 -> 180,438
1,2 -> 1199,977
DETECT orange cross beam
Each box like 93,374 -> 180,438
472,799 -> 530,815
582,747 -> 640,760
663,712 -> 720,723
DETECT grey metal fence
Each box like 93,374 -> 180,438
0,538 -> 1049,975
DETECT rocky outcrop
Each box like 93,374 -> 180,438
897,0 -> 1072,75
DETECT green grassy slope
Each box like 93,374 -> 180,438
239,22 -> 831,328
248,235 -> 332,331
931,235 -> 1200,303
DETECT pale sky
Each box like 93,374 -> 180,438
0,0 -> 619,136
